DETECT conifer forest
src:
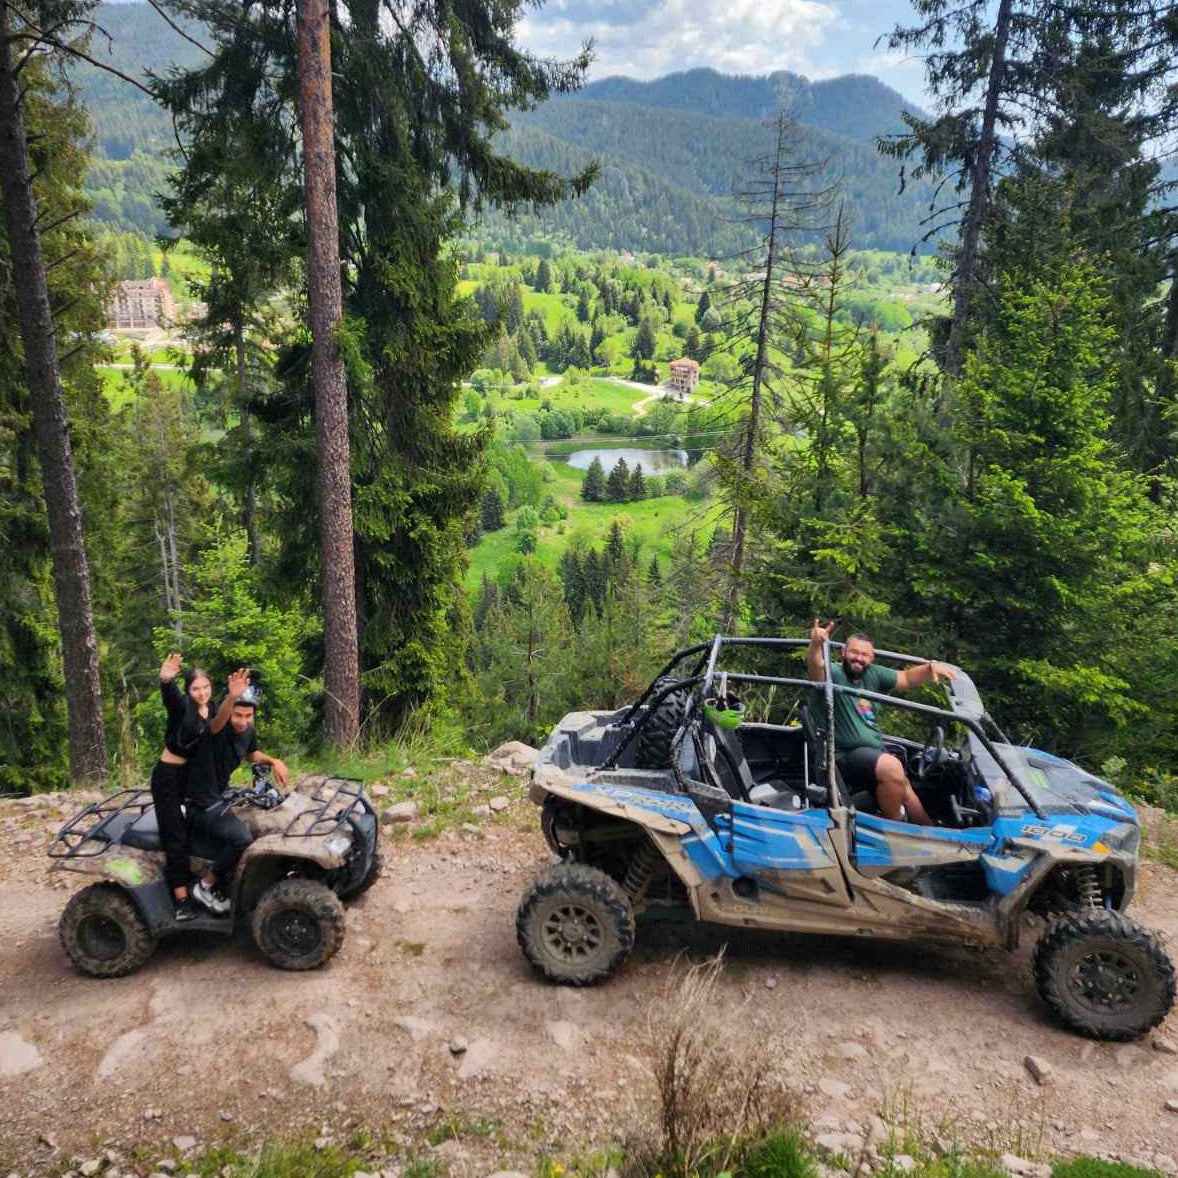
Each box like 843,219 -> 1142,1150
3,0 -> 1178,806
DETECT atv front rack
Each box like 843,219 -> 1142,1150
49,789 -> 154,858
283,776 -> 373,838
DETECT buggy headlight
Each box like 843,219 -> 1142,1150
1098,823 -> 1139,856
326,835 -> 352,858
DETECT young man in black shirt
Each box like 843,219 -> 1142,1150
187,669 -> 289,915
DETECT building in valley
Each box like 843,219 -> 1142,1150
667,357 -> 700,396
108,279 -> 176,330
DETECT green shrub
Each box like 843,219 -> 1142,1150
742,1129 -> 817,1178
1054,1159 -> 1165,1178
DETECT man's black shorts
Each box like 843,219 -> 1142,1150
836,745 -> 882,793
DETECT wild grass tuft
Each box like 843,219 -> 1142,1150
625,953 -> 802,1178
743,1129 -> 819,1178
185,1139 -> 364,1178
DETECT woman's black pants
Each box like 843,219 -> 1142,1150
149,760 -> 190,893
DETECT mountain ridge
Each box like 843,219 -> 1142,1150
76,3 -> 934,254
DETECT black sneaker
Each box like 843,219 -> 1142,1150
173,897 -> 199,922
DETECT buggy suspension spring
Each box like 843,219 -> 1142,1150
1075,865 -> 1102,909
623,840 -> 659,904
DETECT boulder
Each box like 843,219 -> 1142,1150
485,742 -> 537,775
381,801 -> 418,825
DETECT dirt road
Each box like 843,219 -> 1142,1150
2,781 -> 1177,1177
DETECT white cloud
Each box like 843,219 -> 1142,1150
519,0 -> 839,79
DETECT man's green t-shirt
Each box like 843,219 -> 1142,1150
827,662 -> 898,751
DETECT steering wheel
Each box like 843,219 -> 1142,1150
915,725 -> 946,782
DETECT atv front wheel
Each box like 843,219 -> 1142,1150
1033,911 -> 1176,1040
59,884 -> 156,978
517,862 -> 634,985
252,879 -> 345,970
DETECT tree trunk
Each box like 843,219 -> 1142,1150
945,0 -> 1013,377
297,0 -> 360,746
234,320 -> 262,564
0,1 -> 106,784
1149,258 -> 1178,501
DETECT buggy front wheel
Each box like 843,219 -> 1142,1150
1033,911 -> 1175,1040
517,862 -> 634,986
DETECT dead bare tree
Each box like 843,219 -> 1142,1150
714,110 -> 836,630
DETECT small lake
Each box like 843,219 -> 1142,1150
562,447 -> 688,472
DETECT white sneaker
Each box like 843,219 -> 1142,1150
192,878 -> 231,916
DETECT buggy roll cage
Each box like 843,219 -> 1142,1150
602,635 -> 1046,819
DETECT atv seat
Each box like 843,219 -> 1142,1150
117,808 -> 224,861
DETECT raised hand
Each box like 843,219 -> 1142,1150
159,652 -> 183,682
809,617 -> 837,644
227,667 -> 251,699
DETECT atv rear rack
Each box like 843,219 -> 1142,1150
48,789 -> 154,858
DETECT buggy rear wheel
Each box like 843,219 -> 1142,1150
252,878 -> 345,970
1033,911 -> 1175,1040
517,862 -> 634,985
59,884 -> 156,978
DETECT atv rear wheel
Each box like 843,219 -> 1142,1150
517,862 -> 634,985
1033,911 -> 1176,1040
59,884 -> 156,978
252,878 -> 345,970
635,677 -> 691,769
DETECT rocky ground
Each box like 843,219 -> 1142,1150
1,757 -> 1177,1178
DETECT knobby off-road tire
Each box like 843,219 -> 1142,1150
1033,910 -> 1176,1040
59,884 -> 156,978
252,878 -> 346,971
517,862 -> 635,986
635,677 -> 691,770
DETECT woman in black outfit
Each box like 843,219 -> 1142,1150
150,652 -> 214,921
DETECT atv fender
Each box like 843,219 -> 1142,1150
50,845 -> 164,889
237,833 -> 348,874
233,834 -> 351,914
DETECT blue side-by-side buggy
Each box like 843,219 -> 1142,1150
516,635 -> 1175,1040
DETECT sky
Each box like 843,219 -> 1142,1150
517,0 -> 928,104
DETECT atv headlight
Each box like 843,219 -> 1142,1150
325,835 -> 352,858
